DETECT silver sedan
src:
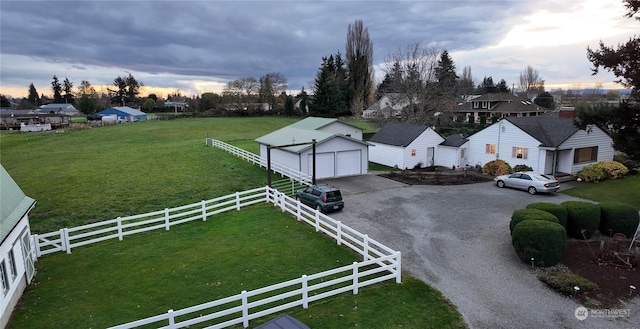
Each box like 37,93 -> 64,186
494,172 -> 560,195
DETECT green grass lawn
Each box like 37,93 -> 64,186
561,174 -> 640,209
2,117 -> 465,329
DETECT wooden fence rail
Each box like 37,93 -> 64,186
33,186 -> 400,329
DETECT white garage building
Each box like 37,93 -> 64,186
255,117 -> 369,179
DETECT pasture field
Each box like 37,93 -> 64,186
1,117 -> 465,329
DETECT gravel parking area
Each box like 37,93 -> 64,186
321,175 -> 639,329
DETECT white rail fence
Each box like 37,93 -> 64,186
206,138 -> 313,186
32,186 -> 401,329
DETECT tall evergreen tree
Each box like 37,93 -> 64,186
51,75 -> 63,103
346,19 -> 374,117
434,50 -> 458,89
27,83 -> 40,107
311,54 -> 348,117
63,77 -> 75,104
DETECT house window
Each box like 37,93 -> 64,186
482,101 -> 488,109
574,146 -> 598,164
473,102 -> 479,109
411,149 -> 416,156
1,260 -> 9,295
485,144 -> 496,154
512,147 -> 528,159
8,250 -> 17,280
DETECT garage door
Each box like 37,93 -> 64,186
336,150 -> 362,176
308,152 -> 335,179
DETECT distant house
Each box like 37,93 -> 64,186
0,165 -> 37,329
368,123 -> 444,169
363,94 -> 410,119
0,109 -> 70,131
465,117 -> 614,175
36,103 -> 80,116
255,117 -> 368,179
452,93 -> 551,123
97,106 -> 147,122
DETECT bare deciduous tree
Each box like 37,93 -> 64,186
518,66 -> 544,94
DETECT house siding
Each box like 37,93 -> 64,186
259,144 -> 300,171
369,142 -> 404,168
317,122 -> 363,140
467,120 -> 544,172
559,126 -> 614,174
1,217 -> 32,329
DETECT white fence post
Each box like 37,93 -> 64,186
64,228 -> 71,254
296,200 -> 301,221
336,221 -> 342,246
395,251 -> 402,283
236,192 -> 241,211
352,262 -> 359,294
302,275 -> 308,309
314,211 -> 320,232
279,192 -> 286,212
59,228 -> 66,253
201,200 -> 207,221
363,235 -> 369,261
33,234 -> 41,257
117,217 -> 123,241
165,208 -> 170,230
241,290 -> 249,328
167,309 -> 175,328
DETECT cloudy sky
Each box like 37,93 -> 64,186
0,0 -> 636,99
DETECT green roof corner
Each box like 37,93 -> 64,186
1,164 -> 36,243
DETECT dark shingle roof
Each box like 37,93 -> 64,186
506,117 -> 579,147
440,133 -> 468,147
368,122 -> 431,146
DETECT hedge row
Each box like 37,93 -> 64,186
510,200 -> 639,267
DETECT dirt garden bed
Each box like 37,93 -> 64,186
379,166 -> 494,185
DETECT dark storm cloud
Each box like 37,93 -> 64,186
0,0 -> 604,94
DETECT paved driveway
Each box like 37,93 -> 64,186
320,174 -> 639,329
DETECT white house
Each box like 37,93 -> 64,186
36,103 -> 79,116
1,165 -> 37,329
368,123 -> 444,169
435,133 -> 470,169
466,117 -> 614,175
255,117 -> 368,179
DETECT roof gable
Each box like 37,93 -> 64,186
369,123 -> 433,146
1,165 -> 36,243
505,117 -> 579,147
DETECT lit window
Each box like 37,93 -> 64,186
574,146 -> 597,164
411,149 -> 416,156
512,147 -> 528,159
485,144 -> 496,154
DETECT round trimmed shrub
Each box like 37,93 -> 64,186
598,201 -> 640,238
513,164 -> 533,172
561,201 -> 601,239
526,202 -> 568,230
576,164 -> 606,182
597,160 -> 628,179
510,208 -> 559,235
482,159 -> 512,176
512,220 -> 566,267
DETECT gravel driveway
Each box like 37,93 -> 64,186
320,174 -> 639,329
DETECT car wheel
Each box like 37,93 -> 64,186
497,180 -> 505,188
528,186 -> 537,195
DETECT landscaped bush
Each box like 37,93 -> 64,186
512,220 -> 566,267
598,201 -> 640,238
576,164 -> 606,182
513,164 -> 533,172
526,202 -> 568,230
614,152 -> 639,174
482,159 -> 512,176
538,271 -> 598,296
561,201 -> 601,239
596,160 -> 628,179
510,208 -> 560,235
577,161 -> 629,182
